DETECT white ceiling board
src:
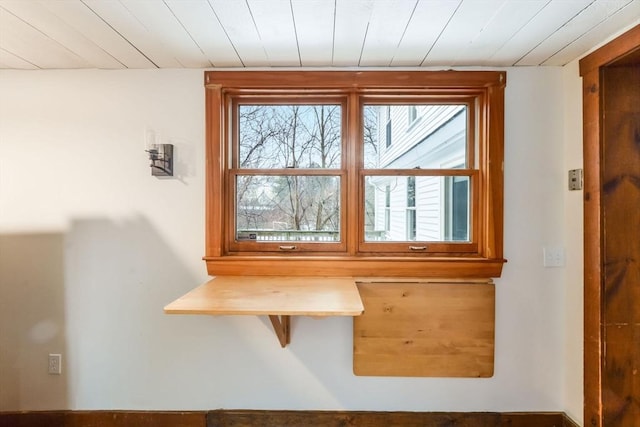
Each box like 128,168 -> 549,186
333,0 -> 374,66
423,0 -> 509,66
517,0 -> 635,65
37,0 -> 154,69
209,0 -> 268,67
359,0 -> 417,67
80,0 -> 176,68
487,0 -> 594,66
114,0 -> 212,68
0,0 -> 637,70
0,5 -> 90,69
291,0 -> 335,67
0,47 -> 38,69
248,0 -> 300,66
1,0 -> 123,69
451,0 -> 549,66
390,0 -> 461,67
164,0 -> 241,67
542,0 -> 640,65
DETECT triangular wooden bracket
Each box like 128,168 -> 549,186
268,315 -> 291,348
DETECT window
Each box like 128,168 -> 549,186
407,105 -> 418,125
384,106 -> 392,148
384,185 -> 391,234
204,71 -> 506,278
406,176 -> 416,241
232,101 -> 344,252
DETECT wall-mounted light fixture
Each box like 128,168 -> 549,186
146,144 -> 173,176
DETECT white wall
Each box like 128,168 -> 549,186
562,59 -> 585,425
0,67 -> 575,412
496,66 -> 567,411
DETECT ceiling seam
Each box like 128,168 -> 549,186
80,0 -> 159,68
163,0 -> 213,68
484,0 -> 553,67
513,0 -> 598,66
289,0 -> 302,67
0,5 -> 90,68
541,0 -> 637,66
0,46 -> 41,69
389,0 -> 419,67
244,0 -> 270,67
331,0 -> 336,66
38,1 -> 127,69
205,0 -> 244,67
419,0 -> 463,67
358,22 -> 369,67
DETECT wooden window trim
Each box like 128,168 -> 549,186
204,71 -> 506,278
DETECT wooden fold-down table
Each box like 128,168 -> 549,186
164,276 -> 364,347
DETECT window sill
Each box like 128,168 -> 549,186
203,256 -> 506,278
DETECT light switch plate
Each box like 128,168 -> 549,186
543,246 -> 565,267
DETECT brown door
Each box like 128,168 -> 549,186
580,25 -> 640,427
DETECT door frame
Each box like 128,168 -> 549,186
579,24 -> 640,427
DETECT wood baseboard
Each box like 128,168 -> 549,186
563,414 -> 581,427
0,411 -> 206,427
208,411 -> 577,427
0,410 -> 580,427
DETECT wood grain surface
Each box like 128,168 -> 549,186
164,276 -> 363,316
601,64 -> 640,426
354,280 -> 494,377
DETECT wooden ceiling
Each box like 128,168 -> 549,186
0,0 -> 638,70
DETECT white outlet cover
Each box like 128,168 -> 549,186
48,353 -> 62,375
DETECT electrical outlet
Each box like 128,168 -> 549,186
543,246 -> 565,268
48,354 -> 62,375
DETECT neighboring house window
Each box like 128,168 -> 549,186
406,176 -> 416,241
384,184 -> 391,233
385,106 -> 392,148
407,105 -> 418,125
204,71 -> 506,278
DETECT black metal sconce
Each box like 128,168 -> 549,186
146,144 -> 173,176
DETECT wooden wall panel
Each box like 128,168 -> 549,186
601,64 -> 640,426
353,281 -> 494,377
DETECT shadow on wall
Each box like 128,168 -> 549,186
0,216 -> 200,410
0,233 -> 69,410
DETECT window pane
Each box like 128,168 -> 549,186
239,104 -> 342,169
364,176 -> 470,242
363,105 -> 467,169
236,175 -> 340,242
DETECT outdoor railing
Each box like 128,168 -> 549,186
238,230 -> 387,241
